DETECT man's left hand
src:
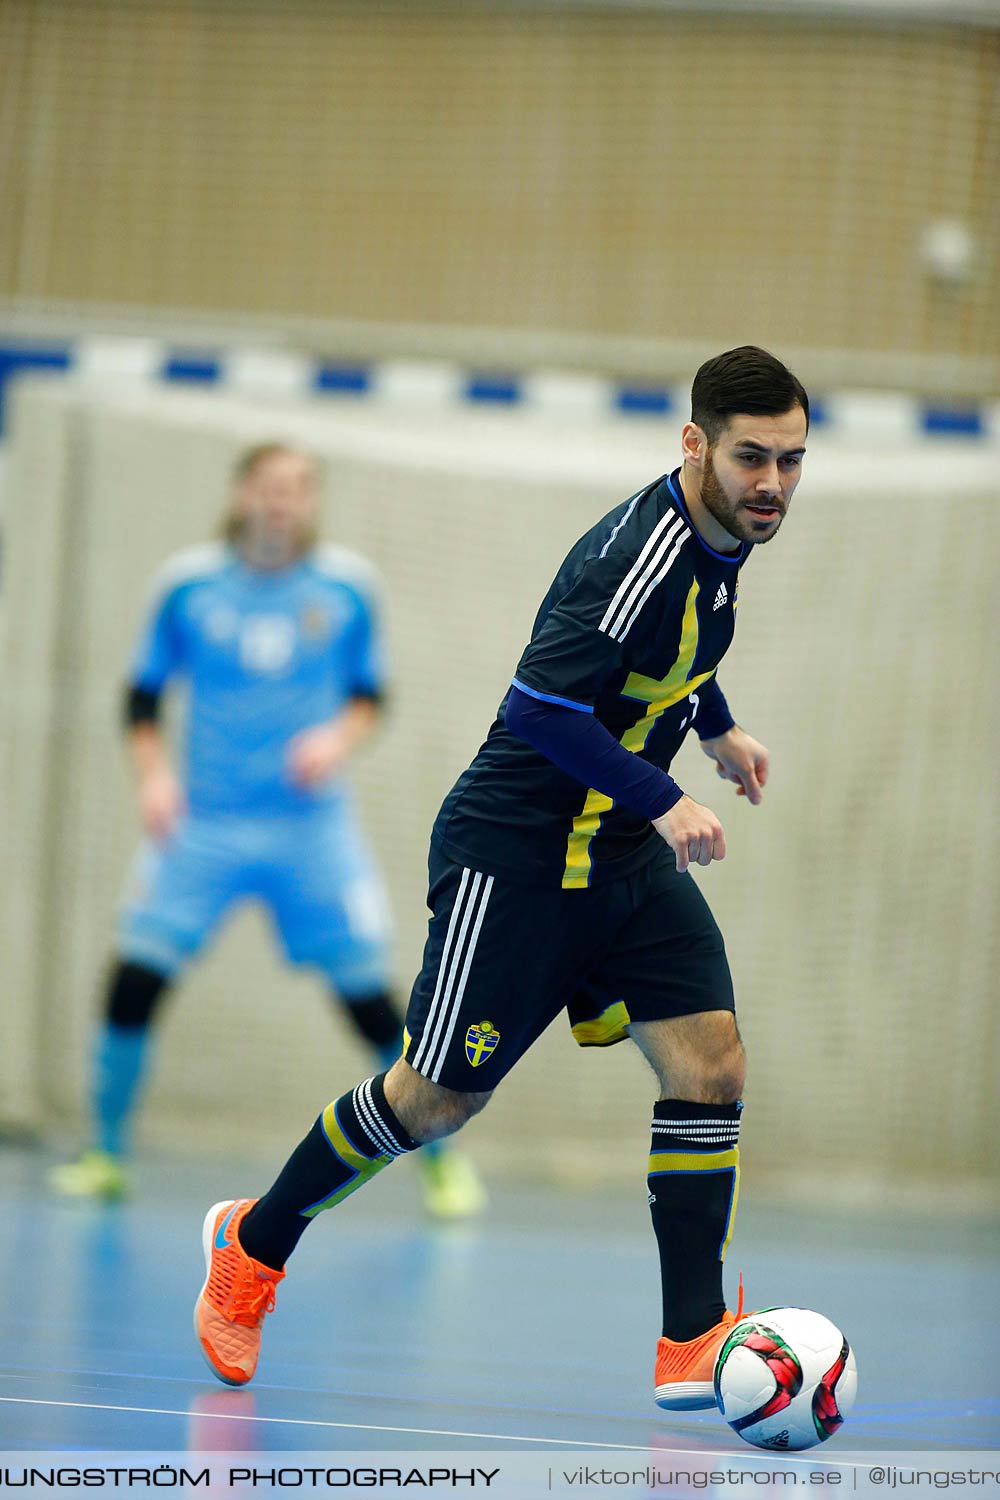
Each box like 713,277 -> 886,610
700,726 -> 770,806
286,722 -> 351,789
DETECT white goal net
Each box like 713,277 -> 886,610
3,376 -> 998,1208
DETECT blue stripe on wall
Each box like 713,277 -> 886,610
0,337 -> 993,444
616,386 -> 672,416
0,344 -> 73,435
314,364 -> 371,394
160,354 -> 221,384
464,374 -> 521,404
920,405 -> 984,437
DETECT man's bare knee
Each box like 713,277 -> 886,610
630,1011 -> 746,1104
384,1058 -> 493,1143
697,1050 -> 746,1104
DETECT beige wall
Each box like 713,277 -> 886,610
2,1 -> 997,379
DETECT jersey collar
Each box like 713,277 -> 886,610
230,547 -> 311,586
667,469 -> 747,563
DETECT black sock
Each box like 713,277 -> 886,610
106,960 -> 170,1028
338,989 -> 404,1052
238,1073 -> 420,1270
647,1098 -> 742,1342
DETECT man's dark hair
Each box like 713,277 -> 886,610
691,346 -> 809,444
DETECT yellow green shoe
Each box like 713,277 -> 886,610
49,1149 -> 129,1201
419,1149 -> 486,1220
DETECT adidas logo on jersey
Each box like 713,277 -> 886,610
713,582 -> 728,612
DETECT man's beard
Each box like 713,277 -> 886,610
701,449 -> 782,545
228,514 -> 317,567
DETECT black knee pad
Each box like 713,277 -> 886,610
340,991 -> 403,1050
106,961 -> 170,1029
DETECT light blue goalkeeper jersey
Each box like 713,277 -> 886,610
129,543 -> 385,816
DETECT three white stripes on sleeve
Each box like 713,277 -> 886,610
599,512 -> 690,644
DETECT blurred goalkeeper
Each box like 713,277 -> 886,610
50,442 -> 483,1219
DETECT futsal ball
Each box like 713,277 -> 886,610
713,1307 -> 857,1451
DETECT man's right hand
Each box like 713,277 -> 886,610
652,794 -> 726,874
137,767 -> 186,841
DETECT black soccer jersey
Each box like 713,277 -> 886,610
432,469 -> 749,888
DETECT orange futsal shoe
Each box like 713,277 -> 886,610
654,1280 -> 745,1412
194,1199 -> 285,1387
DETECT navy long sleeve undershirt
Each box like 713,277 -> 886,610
504,678 -> 736,824
504,685 -> 682,821
694,676 -> 736,741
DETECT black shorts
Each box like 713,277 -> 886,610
403,841 -> 734,1092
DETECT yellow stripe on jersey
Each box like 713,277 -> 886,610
302,1102 -> 393,1216
621,578 -> 714,722
560,578 -> 713,889
562,787 -> 613,889
570,998 -> 631,1047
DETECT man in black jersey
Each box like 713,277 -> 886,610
193,346 -> 810,1412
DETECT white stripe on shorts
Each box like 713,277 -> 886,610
411,868 -> 494,1082
411,867 -> 472,1078
425,874 -> 494,1083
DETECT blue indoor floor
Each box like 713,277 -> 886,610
0,1143 -> 996,1455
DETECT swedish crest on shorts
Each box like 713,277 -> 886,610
465,1020 -> 499,1068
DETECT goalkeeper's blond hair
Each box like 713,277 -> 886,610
220,442 -> 321,553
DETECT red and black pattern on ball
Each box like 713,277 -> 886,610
716,1324 -> 803,1434
812,1336 -> 850,1439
